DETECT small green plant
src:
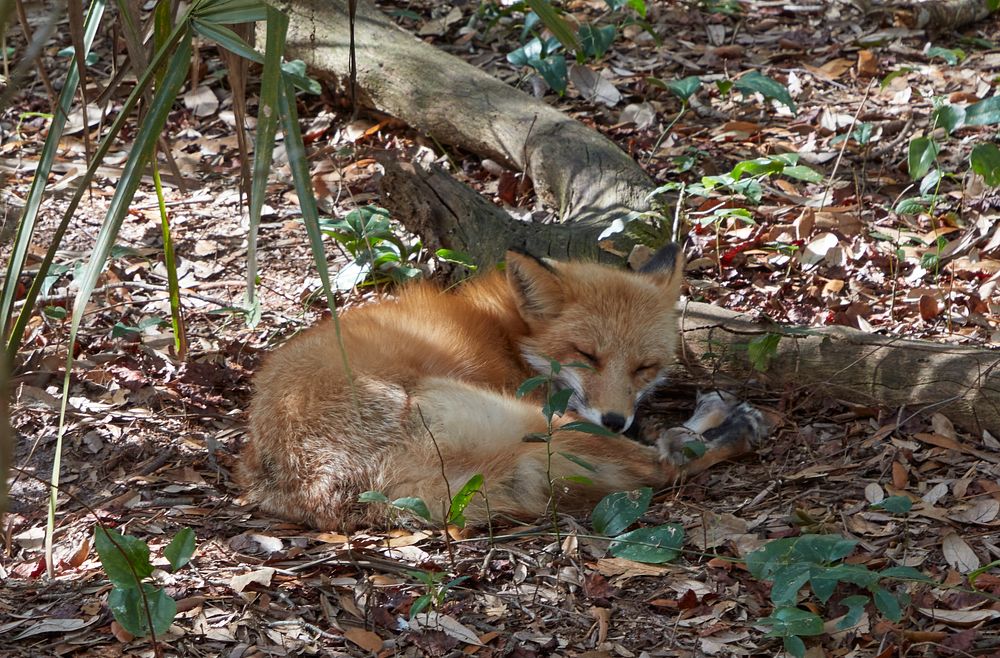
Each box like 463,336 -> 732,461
407,570 -> 469,618
318,205 -> 423,290
359,473 -> 485,527
94,526 -> 196,639
503,0 -> 648,95
591,487 -> 684,563
747,534 -> 932,657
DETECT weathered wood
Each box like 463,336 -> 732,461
380,159 -> 619,268
678,302 -> 1000,436
275,0 -> 656,229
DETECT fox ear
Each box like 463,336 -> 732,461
506,251 -> 564,322
639,243 -> 686,299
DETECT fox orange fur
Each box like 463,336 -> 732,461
239,245 -> 765,530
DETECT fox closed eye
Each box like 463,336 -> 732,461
575,346 -> 600,366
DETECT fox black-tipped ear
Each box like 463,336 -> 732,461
638,243 -> 682,275
638,243 -> 686,298
506,250 -> 564,322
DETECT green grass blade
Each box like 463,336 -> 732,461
5,7 -> 192,362
243,5 -> 287,326
192,0 -> 268,23
0,0 -> 105,346
191,18 -> 264,64
524,0 -> 579,54
152,164 -> 186,357
277,74 -> 357,405
46,27 -> 194,579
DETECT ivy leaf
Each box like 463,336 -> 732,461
358,491 -> 390,503
608,524 -> 683,563
836,595 -> 869,630
391,497 -> 433,521
970,143 -> 1000,187
733,71 -> 796,113
665,75 -> 701,101
592,488 -> 653,536
871,495 -> 912,514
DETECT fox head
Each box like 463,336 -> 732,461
507,244 -> 686,434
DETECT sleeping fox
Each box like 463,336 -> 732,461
238,244 -> 767,530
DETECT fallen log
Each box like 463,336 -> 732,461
276,0 -> 656,234
678,302 -> 1000,437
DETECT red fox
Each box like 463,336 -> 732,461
238,245 -> 766,530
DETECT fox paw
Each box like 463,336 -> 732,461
655,396 -> 769,465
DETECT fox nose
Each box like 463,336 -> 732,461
601,412 -> 627,433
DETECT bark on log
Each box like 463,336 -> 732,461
276,0 -> 656,229
889,0 -> 995,30
380,159 -> 620,268
678,302 -> 1000,436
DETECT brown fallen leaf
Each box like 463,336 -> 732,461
344,627 -> 384,653
942,532 -> 980,573
918,294 -> 940,320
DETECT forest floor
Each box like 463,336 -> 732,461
2,0 -> 1000,656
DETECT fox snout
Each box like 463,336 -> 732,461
600,412 -> 628,433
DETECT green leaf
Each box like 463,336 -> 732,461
94,527 -> 154,589
970,143 -> 1000,186
243,5 -> 288,328
733,71 -> 796,113
2,0 -> 107,361
872,495 -> 912,514
516,375 -> 549,398
760,606 -> 825,637
448,474 -> 484,527
559,420 -> 618,437
191,0 -> 268,23
533,54 -> 569,94
894,197 -> 928,215
543,387 -> 574,419
608,524 -> 683,563
871,586 -> 903,621
879,566 -> 935,583
926,46 -> 964,65
43,306 -> 67,320
604,0 -> 646,17
578,24 -> 616,59
965,95 -> 1000,126
665,75 -> 701,103
435,249 -> 478,269
592,488 -> 653,536
163,528 -> 196,571
392,497 -> 432,521
524,0 -> 579,53
836,595 -> 869,630
769,562 -> 812,606
192,19 -> 262,63
564,475 -> 594,485
358,491 -> 390,503
782,165 -> 824,183
907,136 -> 939,180
746,538 -> 797,579
108,583 -> 177,638
730,156 -> 785,180
682,441 -> 707,459
558,451 -> 597,472
933,104 -> 965,133
783,635 -> 806,658
793,534 -> 857,564
747,333 -> 780,372
410,593 -> 432,619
